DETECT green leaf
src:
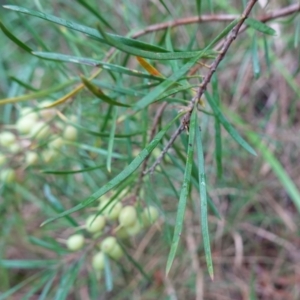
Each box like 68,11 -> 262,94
207,18 -> 240,49
247,132 -> 300,214
81,77 -> 131,107
38,271 -> 57,300
3,5 -> 169,53
43,184 -> 79,227
245,18 -> 276,36
0,260 -> 57,269
97,21 -> 215,60
294,18 -> 300,48
54,258 -> 85,300
251,32 -> 260,79
196,0 -> 202,16
0,79 -> 77,106
32,52 -> 163,81
195,116 -> 214,280
205,91 -> 257,156
76,0 -> 114,31
118,241 -> 151,282
160,0 -> 172,15
212,74 -> 223,178
0,271 -> 46,300
41,113 -> 182,226
228,111 -> 300,215
0,20 -> 32,53
107,107 -> 118,172
104,254 -> 113,291
263,35 -> 270,74
166,109 -> 197,275
29,236 -> 67,254
133,51 -> 208,112
42,164 -> 105,174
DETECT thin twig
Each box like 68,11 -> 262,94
145,122 -> 185,175
135,102 -> 168,192
132,3 -> 300,38
147,0 -> 259,173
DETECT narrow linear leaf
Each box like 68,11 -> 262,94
3,5 -> 169,53
247,132 -> 300,214
104,254 -> 113,291
196,0 -> 202,16
212,74 -> 223,178
159,0 -> 172,15
166,109 -> 197,275
0,79 -> 77,105
38,271 -> 57,300
81,76 -> 131,107
0,271 -> 46,300
207,18 -> 240,49
263,35 -> 270,74
251,32 -> 260,79
133,50 -> 208,112
245,18 -> 276,36
229,111 -> 300,214
205,91 -> 257,156
136,56 -> 164,77
42,164 -> 105,174
54,257 -> 84,300
41,113 -> 182,226
0,20 -> 32,53
294,18 -> 300,48
0,260 -> 57,269
33,52 -> 163,81
107,107 -> 118,172
4,5 -> 216,60
96,21 -> 214,60
64,122 -> 143,138
118,241 -> 151,281
76,0 -> 114,31
195,116 -> 214,280
169,141 -> 222,220
43,184 -> 79,227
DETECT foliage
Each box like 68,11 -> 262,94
0,0 -> 300,299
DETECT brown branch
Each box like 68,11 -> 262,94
135,102 -> 168,193
132,3 -> 300,38
146,0 -> 259,173
145,122 -> 185,175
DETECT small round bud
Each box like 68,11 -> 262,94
101,236 -> 117,254
118,206 -> 137,227
16,116 -> 37,135
99,200 -> 122,220
8,142 -> 21,154
115,227 -> 129,240
20,107 -> 38,120
125,219 -> 143,236
92,252 -> 105,270
48,136 -> 64,150
109,244 -> 123,261
63,125 -> 77,141
0,168 -> 16,184
85,215 -> 106,233
25,151 -> 38,166
30,122 -> 50,140
66,234 -> 84,251
42,149 -> 58,163
142,206 -> 159,227
0,131 -> 16,147
38,100 -> 56,120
